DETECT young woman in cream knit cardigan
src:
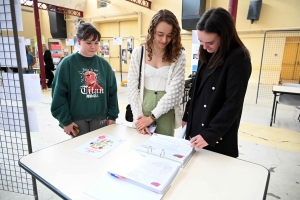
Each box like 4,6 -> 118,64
127,9 -> 186,136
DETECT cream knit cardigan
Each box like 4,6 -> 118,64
127,46 -> 186,128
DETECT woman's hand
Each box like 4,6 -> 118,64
138,127 -> 152,135
135,115 -> 154,132
64,122 -> 78,136
107,120 -> 116,126
190,134 -> 208,149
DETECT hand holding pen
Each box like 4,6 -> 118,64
139,127 -> 152,135
190,135 -> 208,149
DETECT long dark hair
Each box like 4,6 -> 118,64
146,9 -> 182,63
76,22 -> 101,41
196,7 -> 250,68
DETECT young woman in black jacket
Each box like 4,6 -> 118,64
183,8 -> 252,158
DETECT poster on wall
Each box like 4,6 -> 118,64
66,39 -> 74,46
100,42 -> 110,57
191,30 -> 200,76
73,36 -> 80,53
25,39 -> 31,45
99,42 -> 104,57
121,49 -> 127,64
51,44 -> 62,65
51,44 -> 62,57
127,38 -> 133,54
113,37 -> 122,45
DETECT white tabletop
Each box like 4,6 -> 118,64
19,124 -> 269,200
272,85 -> 300,94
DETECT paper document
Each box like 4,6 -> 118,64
135,133 -> 195,167
85,173 -> 163,200
178,125 -> 186,138
74,134 -> 125,158
107,151 -> 180,195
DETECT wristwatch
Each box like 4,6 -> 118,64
150,112 -> 156,121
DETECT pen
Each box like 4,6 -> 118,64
108,172 -> 124,179
109,172 -> 118,178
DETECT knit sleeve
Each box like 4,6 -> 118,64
127,47 -> 143,121
106,62 -> 119,120
152,51 -> 186,118
51,61 -> 72,126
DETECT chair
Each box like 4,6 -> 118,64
273,83 -> 300,123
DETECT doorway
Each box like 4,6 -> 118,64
280,37 -> 300,83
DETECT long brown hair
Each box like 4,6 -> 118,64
146,9 -> 182,63
196,7 -> 250,68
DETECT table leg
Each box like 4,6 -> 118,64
270,93 -> 277,126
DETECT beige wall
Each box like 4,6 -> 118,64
18,8 -> 35,39
20,0 -> 300,73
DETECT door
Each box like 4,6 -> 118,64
280,37 -> 300,82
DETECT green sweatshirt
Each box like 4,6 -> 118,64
51,53 -> 119,126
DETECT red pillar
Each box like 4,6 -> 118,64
228,0 -> 238,24
33,0 -> 47,89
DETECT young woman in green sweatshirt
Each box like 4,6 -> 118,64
51,22 -> 119,137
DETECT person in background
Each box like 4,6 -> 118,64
25,46 -> 35,74
127,9 -> 186,136
51,22 -> 119,137
182,7 -> 252,158
42,44 -> 55,88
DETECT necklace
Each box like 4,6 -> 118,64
79,52 -> 94,70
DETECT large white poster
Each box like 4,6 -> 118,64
0,37 -> 27,68
0,0 -> 23,31
0,105 -> 39,132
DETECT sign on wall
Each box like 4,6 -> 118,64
191,30 -> 200,76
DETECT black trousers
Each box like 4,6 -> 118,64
45,69 -> 54,87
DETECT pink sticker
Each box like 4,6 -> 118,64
151,182 -> 160,187
173,154 -> 184,158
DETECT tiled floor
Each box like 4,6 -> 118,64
1,70 -> 300,200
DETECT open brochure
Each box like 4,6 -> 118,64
107,151 -> 180,195
135,133 -> 195,167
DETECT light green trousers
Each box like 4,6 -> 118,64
142,88 -> 175,136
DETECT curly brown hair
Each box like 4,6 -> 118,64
146,9 -> 182,63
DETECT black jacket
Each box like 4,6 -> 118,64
44,50 -> 55,71
183,48 -> 252,158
